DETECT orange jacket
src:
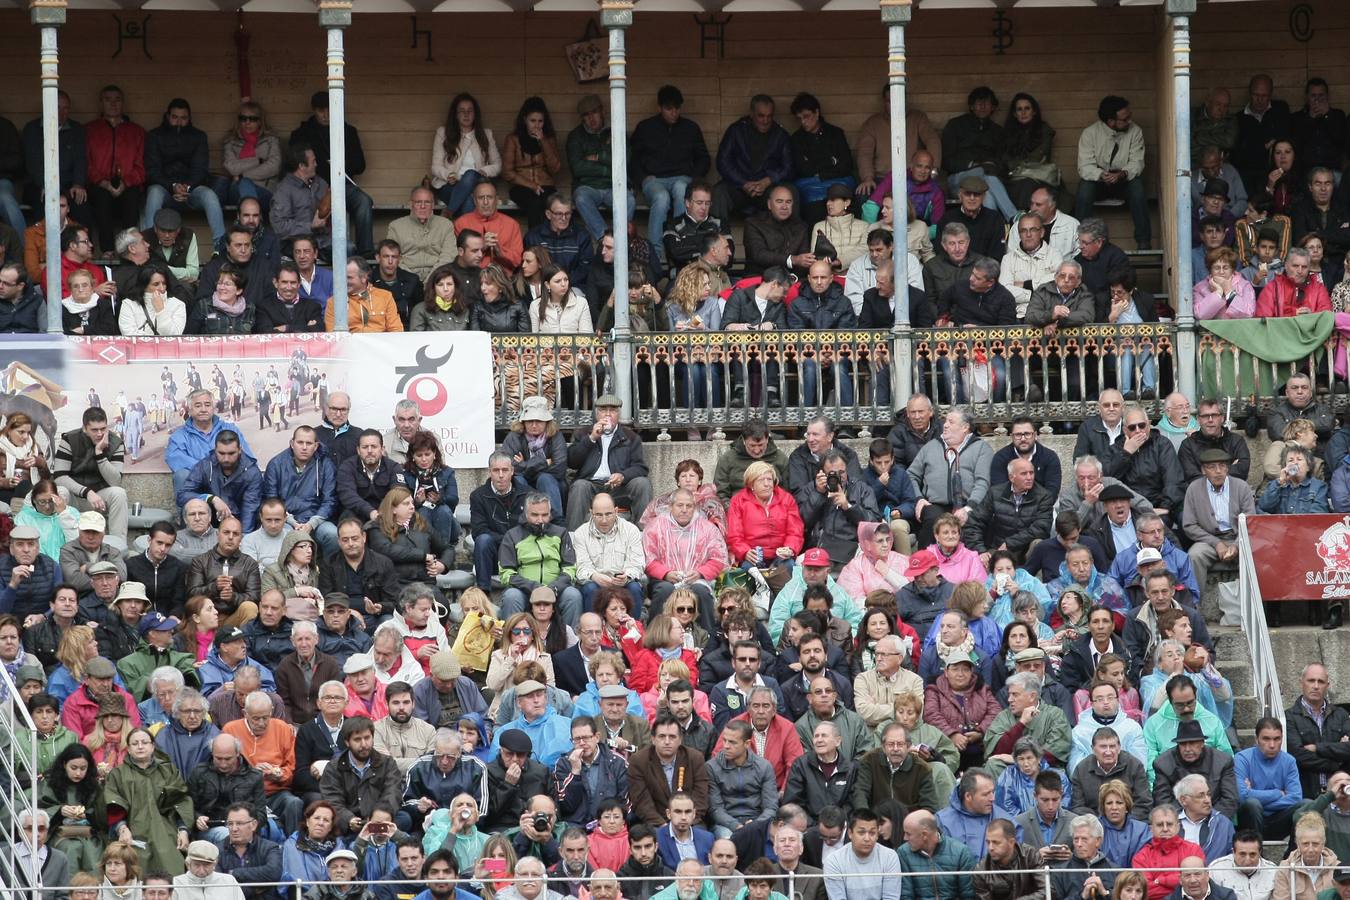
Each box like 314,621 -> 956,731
325,287 -> 405,333
453,210 -> 523,273
223,717 -> 297,795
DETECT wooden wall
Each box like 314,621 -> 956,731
0,0 -> 1344,208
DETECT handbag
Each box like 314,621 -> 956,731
452,610 -> 498,672
812,232 -> 839,262
1010,160 -> 1061,187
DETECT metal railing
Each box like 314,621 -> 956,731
1236,513 -> 1286,733
0,663 -> 40,892
498,324 -> 1182,431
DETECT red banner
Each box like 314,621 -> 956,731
1246,514 -> 1350,601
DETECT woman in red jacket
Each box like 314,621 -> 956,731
1131,805 -> 1205,900
725,460 -> 804,570
621,612 -> 699,695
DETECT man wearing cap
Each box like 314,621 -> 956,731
306,847 -> 376,900
1111,513 -> 1200,607
403,729 -> 489,833
321,715 -> 405,836
119,609 -> 199,698
412,650 -> 488,730
61,654 -> 142,739
175,839 -> 246,900
1193,178 -> 1238,248
1153,715 -> 1238,813
481,727 -> 550,833
937,175 -> 1005,261
895,549 -> 955,639
0,524 -> 63,623
53,406 -> 130,547
1081,481 -> 1150,565
997,646 -> 1074,722
186,732 -> 268,842
222,690 -> 305,835
166,389 -> 256,497
95,579 -> 150,660
177,429 -> 264,536
213,801 -> 282,900
489,678 -> 574,769
567,95 -> 636,242
766,549 -> 862,647
565,396 -> 652,532
317,592 -> 374,668
498,493 -> 584,628
77,559 -> 123,630
199,625 -> 278,698
1181,448 -> 1255,597
59,509 -> 126,596
187,517 -> 263,629
342,652 -> 389,720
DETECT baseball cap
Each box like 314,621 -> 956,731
322,593 -> 352,610
214,626 -> 247,647
1333,868 -> 1350,885
903,549 -> 940,578
802,547 -> 831,567
1136,547 -> 1164,565
139,611 -> 180,636
77,510 -> 107,532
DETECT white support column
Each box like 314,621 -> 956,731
32,0 -> 67,333
602,0 -> 634,419
882,0 -> 913,407
1168,0 -> 1197,400
320,0 -> 351,331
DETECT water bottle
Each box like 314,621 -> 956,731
756,546 -> 766,566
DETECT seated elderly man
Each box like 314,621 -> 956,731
852,634 -> 924,728
1059,454 -> 1151,537
402,728 -> 488,833
1069,726 -> 1152,820
1048,815 -> 1117,900
1110,515 -> 1200,607
60,510 -> 126,595
906,407 -> 993,547
1068,678 -> 1146,771
490,677 -> 573,768
961,457 -> 1054,568
1105,406 -> 1185,522
220,688 -> 304,835
207,663 -> 289,727
1181,448 -> 1254,602
572,491 -> 646,619
274,620 -> 342,726
186,732 -> 267,842
643,488 -> 727,623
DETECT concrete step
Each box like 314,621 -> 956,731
1263,841 -> 1289,864
1232,693 -> 1264,728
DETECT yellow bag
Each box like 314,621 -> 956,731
452,611 -> 498,673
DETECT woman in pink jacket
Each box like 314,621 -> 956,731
931,512 -> 988,584
837,521 -> 910,600
1194,247 -> 1256,320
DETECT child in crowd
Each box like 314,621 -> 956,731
1240,228 -> 1285,288
860,438 -> 918,556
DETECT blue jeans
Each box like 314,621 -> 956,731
471,532 -> 501,590
574,185 -> 637,241
678,361 -> 725,407
1118,348 -> 1157,395
513,474 -> 564,524
423,503 -> 461,547
642,176 -> 690,260
928,356 -> 1008,404
501,584 -> 584,629
436,170 -> 483,218
310,520 -> 339,558
581,579 -> 644,620
1074,176 -> 1152,245
211,175 -> 274,215
872,363 -> 892,408
948,168 -> 1017,221
143,184 -> 227,245
801,359 -> 854,406
345,180 -> 375,256
0,179 -> 26,244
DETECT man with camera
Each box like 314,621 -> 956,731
402,730 -> 488,835
320,716 -> 405,836
798,450 -> 881,570
512,796 -> 564,867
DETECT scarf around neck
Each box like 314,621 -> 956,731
212,290 -> 248,318
0,432 -> 39,483
61,293 -> 100,315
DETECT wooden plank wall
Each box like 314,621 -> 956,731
0,0 -> 1343,209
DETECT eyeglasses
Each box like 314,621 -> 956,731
0,279 -> 20,288
1126,422 -> 1149,432
875,650 -> 902,657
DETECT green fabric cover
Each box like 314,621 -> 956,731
1198,311 -> 1335,396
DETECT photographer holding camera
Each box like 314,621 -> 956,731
511,796 -> 563,867
799,450 -> 881,569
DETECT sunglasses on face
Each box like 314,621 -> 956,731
673,606 -> 694,613
1126,422 -> 1148,432
239,115 -> 261,123
511,627 -> 533,636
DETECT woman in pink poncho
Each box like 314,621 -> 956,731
837,521 -> 910,600
930,512 -> 988,584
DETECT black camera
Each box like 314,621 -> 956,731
826,473 -> 841,493
532,813 -> 552,832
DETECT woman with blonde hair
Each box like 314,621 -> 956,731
366,485 -> 453,588
637,656 -> 714,724
217,100 -> 283,212
923,579 -> 1001,660
1272,813 -> 1338,900
1098,779 -> 1150,868
887,692 -> 956,798
471,833 -> 518,900
1110,871 -> 1149,900
0,411 -> 49,506
1265,418 -> 1324,484
85,693 -> 132,773
484,613 -> 554,712
48,623 -> 102,703
725,460 -> 804,574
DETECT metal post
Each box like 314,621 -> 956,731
602,0 -> 634,419
32,0 -> 67,333
320,0 -> 352,332
1168,0 -> 1197,399
882,0 -> 913,408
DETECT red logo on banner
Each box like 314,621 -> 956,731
1247,515 -> 1350,601
394,345 -> 455,418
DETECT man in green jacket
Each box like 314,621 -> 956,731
566,94 -> 636,242
897,810 -> 977,900
497,493 -> 582,628
714,421 -> 790,503
118,610 -> 201,699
